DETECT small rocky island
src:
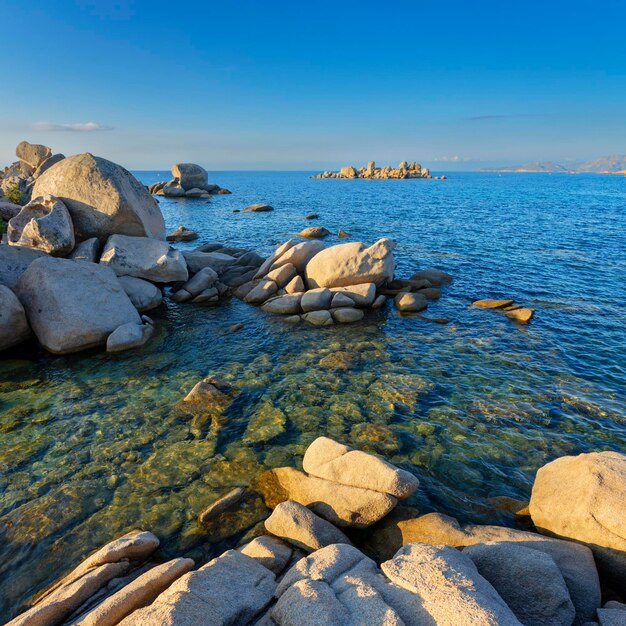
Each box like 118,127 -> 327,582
312,160 -> 446,180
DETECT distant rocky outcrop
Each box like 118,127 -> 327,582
149,163 -> 231,198
312,161 -> 444,180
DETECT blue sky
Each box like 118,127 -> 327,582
1,0 -> 625,170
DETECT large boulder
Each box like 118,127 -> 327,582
8,195 -> 75,256
118,276 -> 163,311
16,140 -> 51,169
305,238 -> 395,288
171,163 -> 208,191
33,153 -> 65,179
69,237 -> 101,263
269,240 -> 324,273
32,153 -> 165,240
0,200 -> 22,222
0,285 -> 31,350
100,235 -> 188,283
0,244 -> 47,289
16,256 -> 141,354
530,451 -> 626,588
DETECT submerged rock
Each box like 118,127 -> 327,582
410,268 -> 453,286
472,299 -> 515,309
243,203 -> 274,212
298,226 -> 330,238
331,307 -> 364,323
106,321 -> 153,353
198,487 -> 245,526
394,292 -> 427,312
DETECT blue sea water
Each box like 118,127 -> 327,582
0,171 -> 625,619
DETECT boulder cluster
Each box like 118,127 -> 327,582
8,441 -> 626,626
148,163 -> 231,198
312,160 -> 446,180
472,298 -> 535,324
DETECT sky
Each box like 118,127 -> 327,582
1,0 -> 625,170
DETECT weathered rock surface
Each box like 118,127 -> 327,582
505,307 -> 535,323
0,285 -> 31,350
69,237 -> 100,263
298,226 -> 330,238
305,238 -> 395,288
330,292 -> 356,308
301,287 -> 332,312
0,200 -> 22,221
312,160 -> 434,180
199,488 -> 245,526
284,275 -> 305,294
265,263 -> 297,288
32,153 -> 165,240
16,140 -> 51,169
245,279 -> 278,304
166,226 -> 198,242
8,195 -> 75,255
464,542 -> 575,626
33,153 -> 65,179
240,536 -> 293,575
303,437 -> 419,499
262,293 -> 303,315
171,163 -> 209,191
394,292 -> 427,312
182,250 -> 235,274
472,299 -> 515,309
269,240 -> 324,273
332,307 -> 364,323
117,550 -> 276,625
330,283 -> 376,307
530,451 -> 626,588
255,466 -> 397,528
301,310 -> 333,326
118,276 -> 163,311
265,500 -> 352,553
100,235 -> 188,283
254,240 -> 296,278
243,203 -> 274,212
16,257 -> 141,354
106,321 -> 153,353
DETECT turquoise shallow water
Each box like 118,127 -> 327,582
1,171 -> 625,620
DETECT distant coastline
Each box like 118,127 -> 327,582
483,154 -> 626,173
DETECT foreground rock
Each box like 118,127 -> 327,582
305,238 -> 395,288
106,321 -> 153,352
16,140 -> 51,169
530,451 -> 626,589
0,285 -> 31,350
100,235 -> 188,283
16,257 -> 141,354
118,276 -> 163,311
312,160 -> 434,180
32,153 -> 165,240
8,195 -> 75,255
0,244 -> 46,288
69,237 -> 100,262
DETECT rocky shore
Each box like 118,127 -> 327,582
312,161 -> 446,180
6,437 -> 626,625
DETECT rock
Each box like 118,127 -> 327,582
182,250 -> 236,274
184,187 -> 210,198
410,268 -> 453,286
117,550 -> 276,626
530,451 -> 626,588
171,163 -> 209,191
265,500 -> 352,553
506,307 -> 535,323
283,315 -> 301,324
419,287 -> 441,300
330,292 -> 355,308
302,310 -> 334,326
372,294 -> 386,309
365,511 -> 601,624
32,153 -> 165,240
166,226 -> 198,242
303,437 -> 419,499
106,321 -> 153,352
244,403 -> 287,444
262,293 -> 303,315
330,283 -> 376,307
0,285 -> 31,350
340,166 -> 358,178
16,257 -> 141,354
464,542 -> 575,626
69,237 -> 100,263
382,543 -> 522,625
240,536 -> 293,575
243,203 -> 273,212
265,263 -> 297,288
337,229 -> 351,237
472,299 -> 515,309
179,267 -> 219,297
0,200 -> 22,221
235,250 -> 265,267
101,235 -> 188,283
298,226 -> 330,238
255,466 -> 397,528
305,238 -> 395,288
199,488 -> 245,525
33,153 -> 65,179
332,308 -> 364,323
254,240 -> 297,278
117,276 -> 162,311
181,376 -> 235,414
394,292 -> 428,312
269,240 -> 325,275
300,287 -> 332,312
304,213 -> 318,220
8,195 -> 75,255
245,279 -> 278,304
171,289 -> 192,303
192,289 -> 218,304
318,351 -> 353,370
162,182 -> 185,197
598,609 -> 626,625
70,558 -> 195,626
16,140 -> 51,169
0,244 -> 47,289
284,275 -> 305,294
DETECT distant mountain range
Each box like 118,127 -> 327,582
482,154 -> 626,173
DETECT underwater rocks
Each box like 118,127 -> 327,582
472,298 -> 535,324
312,160 -> 435,180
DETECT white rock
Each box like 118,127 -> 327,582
331,308 -> 364,323
106,322 -> 153,353
118,276 -> 162,312
0,244 -> 47,289
330,283 -> 376,307
270,240 -> 325,273
69,237 -> 100,263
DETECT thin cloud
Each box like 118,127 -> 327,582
32,122 -> 114,132
464,114 -> 541,122
432,156 -> 471,162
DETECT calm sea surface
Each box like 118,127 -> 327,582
1,171 -> 625,619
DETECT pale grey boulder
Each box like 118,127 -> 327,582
262,293 -> 303,315
301,310 -> 333,326
265,500 -> 353,553
16,140 -> 51,169
305,238 -> 395,289
330,283 -> 376,307
301,287 -> 332,312
32,153 -> 165,240
410,268 -> 453,286
117,550 -> 276,626
0,200 -> 22,221
303,437 -> 419,499
284,275 -> 305,294
330,292 -> 355,308
171,163 -> 209,191
240,536 -> 294,575
106,321 -> 153,353
530,451 -> 626,589
118,276 -> 163,312
162,181 -> 185,197
372,294 -> 387,309
331,308 -> 364,323
100,235 -> 188,283
16,257 -> 141,354
464,542 -> 575,626
269,240 -> 324,273
182,250 -> 236,274
254,240 -> 297,278
69,237 -> 100,263
178,267 -> 219,297
0,285 -> 31,350
32,153 -> 65,179
8,195 -> 75,255
597,603 -> 626,626
185,187 -> 210,198
265,263 -> 297,288
245,279 -> 278,304
382,543 -> 522,626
